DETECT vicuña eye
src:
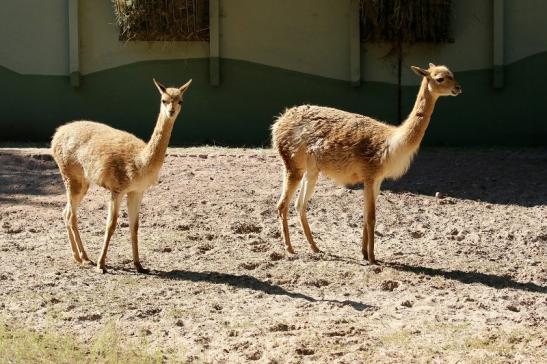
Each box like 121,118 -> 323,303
178,100 -> 183,105
162,100 -> 168,105
437,77 -> 444,83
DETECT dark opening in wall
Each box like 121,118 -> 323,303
360,0 -> 452,43
112,0 -> 209,41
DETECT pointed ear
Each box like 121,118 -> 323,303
428,62 -> 436,68
411,66 -> 430,77
153,78 -> 167,94
179,79 -> 192,94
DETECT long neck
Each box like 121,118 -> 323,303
140,112 -> 175,171
398,77 -> 438,147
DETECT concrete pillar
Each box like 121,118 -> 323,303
210,0 -> 220,86
493,0 -> 504,88
68,0 -> 80,87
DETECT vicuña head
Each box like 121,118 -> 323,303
51,78 -> 192,274
412,63 -> 462,97
272,63 -> 460,264
154,78 -> 192,119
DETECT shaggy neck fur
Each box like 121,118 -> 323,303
141,112 -> 175,171
399,77 -> 439,147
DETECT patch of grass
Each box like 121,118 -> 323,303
381,327 -> 414,347
0,321 -> 165,364
464,329 -> 544,358
377,322 -> 545,363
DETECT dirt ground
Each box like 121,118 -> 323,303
0,147 -> 546,363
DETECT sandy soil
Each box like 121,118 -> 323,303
0,147 -> 546,363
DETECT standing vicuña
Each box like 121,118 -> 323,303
51,78 -> 192,273
272,64 -> 461,264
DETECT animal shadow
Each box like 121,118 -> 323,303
386,262 -> 547,293
153,269 -> 373,311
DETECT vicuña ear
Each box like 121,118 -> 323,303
153,78 -> 167,94
179,79 -> 192,94
428,62 -> 436,68
411,66 -> 430,77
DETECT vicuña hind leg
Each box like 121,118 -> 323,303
96,192 -> 122,273
127,191 -> 148,274
295,169 -> 320,253
63,202 -> 81,263
63,177 -> 91,265
277,169 -> 303,254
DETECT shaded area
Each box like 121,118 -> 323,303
0,151 -> 62,204
387,262 -> 547,294
383,148 -> 547,206
154,269 -> 372,311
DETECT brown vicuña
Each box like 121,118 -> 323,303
51,78 -> 192,273
272,64 -> 461,264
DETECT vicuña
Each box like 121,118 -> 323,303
51,78 -> 192,273
272,63 -> 461,264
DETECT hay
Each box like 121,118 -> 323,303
112,0 -> 209,41
360,0 -> 452,43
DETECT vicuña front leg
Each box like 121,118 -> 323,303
295,170 -> 320,253
362,218 -> 369,261
96,192 -> 122,273
127,191 -> 148,274
363,180 -> 380,264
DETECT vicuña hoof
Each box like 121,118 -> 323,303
73,255 -> 83,264
310,246 -> 322,253
81,259 -> 94,267
286,246 -> 296,254
135,264 -> 150,274
96,265 -> 107,274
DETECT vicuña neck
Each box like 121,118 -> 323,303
141,112 -> 175,171
398,77 -> 438,147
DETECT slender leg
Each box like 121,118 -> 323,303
63,201 -> 81,263
295,170 -> 320,253
70,181 -> 91,265
363,180 -> 381,264
64,178 -> 91,265
127,191 -> 148,273
96,192 -> 122,273
362,212 -> 369,261
276,169 -> 303,254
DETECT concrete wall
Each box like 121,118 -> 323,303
0,0 -> 68,75
79,0 -> 209,74
0,0 -> 546,146
220,0 -> 352,80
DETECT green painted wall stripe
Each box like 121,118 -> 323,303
1,54 -> 546,146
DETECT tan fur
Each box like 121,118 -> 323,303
51,79 -> 192,273
272,64 -> 461,263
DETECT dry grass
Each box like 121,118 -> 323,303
112,0 -> 209,41
360,0 -> 452,43
0,321 -> 165,364
378,322 -> 546,363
